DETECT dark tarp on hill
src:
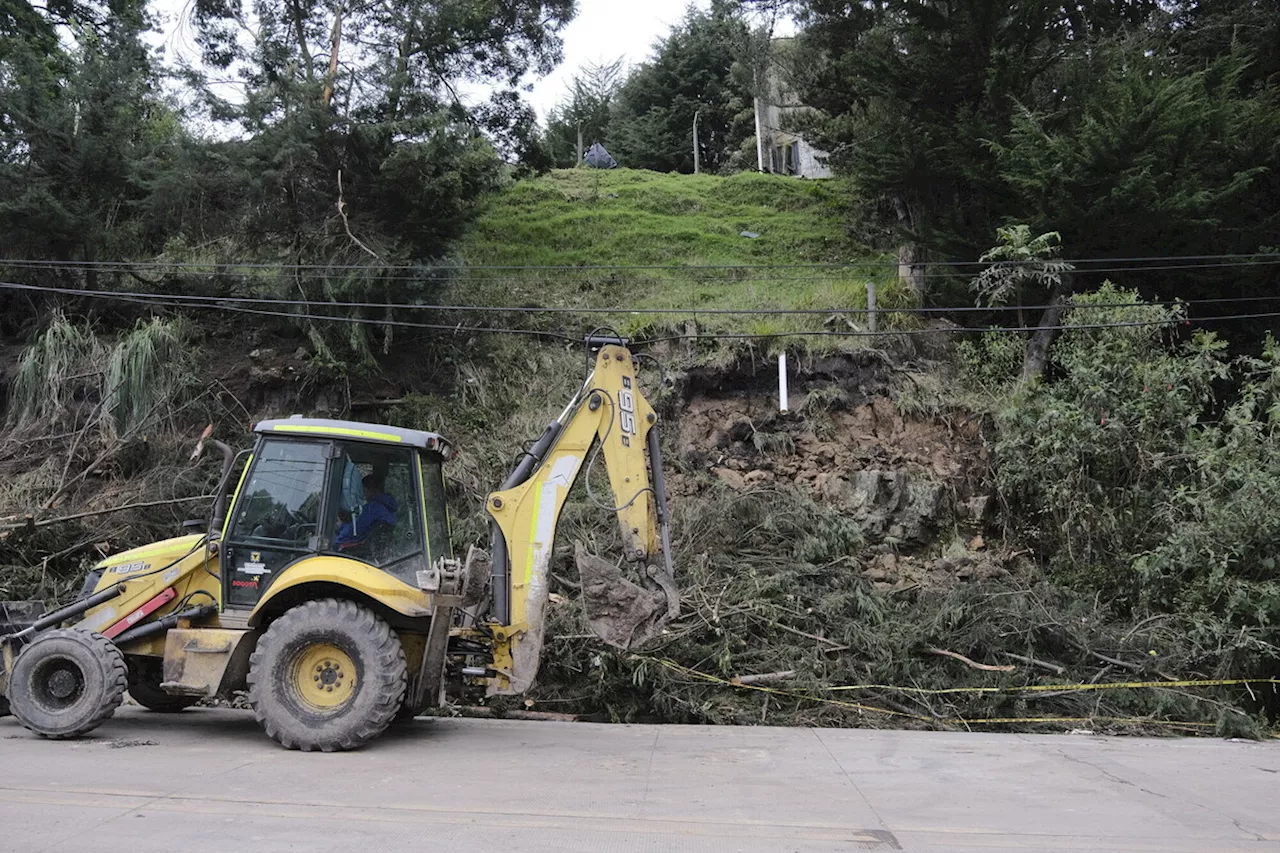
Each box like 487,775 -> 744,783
583,142 -> 617,169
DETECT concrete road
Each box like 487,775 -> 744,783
1,708 -> 1277,853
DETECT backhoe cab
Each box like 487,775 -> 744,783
0,336 -> 677,750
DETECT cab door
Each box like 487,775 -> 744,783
222,438 -> 332,608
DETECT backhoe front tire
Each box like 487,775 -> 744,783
127,657 -> 200,713
247,599 -> 406,752
8,629 -> 127,739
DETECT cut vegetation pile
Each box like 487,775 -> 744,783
2,172 -> 1276,738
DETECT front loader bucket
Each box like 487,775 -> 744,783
0,601 -> 42,637
0,601 -> 42,714
576,544 -> 679,649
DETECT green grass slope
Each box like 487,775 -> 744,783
456,169 -> 912,339
465,168 -> 861,266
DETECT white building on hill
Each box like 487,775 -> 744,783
753,40 -> 832,179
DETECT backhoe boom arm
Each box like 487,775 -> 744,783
483,339 -> 676,694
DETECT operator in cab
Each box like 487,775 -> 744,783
336,474 -> 397,548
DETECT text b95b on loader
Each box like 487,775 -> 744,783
0,335 -> 678,751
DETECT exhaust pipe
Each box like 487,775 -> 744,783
208,439 -> 236,533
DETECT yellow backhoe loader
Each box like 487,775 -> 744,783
0,335 -> 678,751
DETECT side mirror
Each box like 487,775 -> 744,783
182,519 -> 206,530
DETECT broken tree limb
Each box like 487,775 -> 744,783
450,706 -> 579,723
0,494 -> 216,531
999,652 -> 1066,675
732,670 -> 796,686
763,617 -> 847,649
924,647 -> 1016,672
1063,636 -> 1145,673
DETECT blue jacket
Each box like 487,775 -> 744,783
336,492 -> 398,546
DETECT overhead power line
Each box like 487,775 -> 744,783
3,280 -> 1279,342
5,280 -> 1280,318
0,252 -> 1278,273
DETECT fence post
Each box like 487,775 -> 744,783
866,280 -> 878,334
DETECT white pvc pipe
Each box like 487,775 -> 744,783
778,352 -> 789,413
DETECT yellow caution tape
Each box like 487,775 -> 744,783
826,677 -> 1280,696
638,657 -> 1244,730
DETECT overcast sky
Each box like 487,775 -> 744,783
525,0 -> 711,119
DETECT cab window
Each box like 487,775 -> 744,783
332,442 -> 423,570
421,456 -> 452,565
228,440 -> 326,548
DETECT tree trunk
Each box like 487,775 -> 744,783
1020,275 -> 1073,383
897,244 -> 926,304
286,0 -> 316,83
892,195 -> 925,303
321,3 -> 345,107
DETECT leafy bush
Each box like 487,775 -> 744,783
992,284 -> 1280,676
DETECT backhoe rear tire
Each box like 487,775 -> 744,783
127,657 -> 200,713
247,599 -> 406,752
8,629 -> 127,739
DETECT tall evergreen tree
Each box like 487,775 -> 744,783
0,0 -> 176,267
607,2 -> 754,173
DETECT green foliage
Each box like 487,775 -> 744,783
956,332 -> 1025,393
455,167 -> 914,345
991,284 -> 1280,675
606,2 -> 755,174
8,314 -> 194,436
971,226 -> 1073,312
7,312 -> 103,429
0,0 -> 177,262
993,44 -> 1279,261
787,0 -> 1280,308
105,317 -> 194,434
543,59 -> 625,168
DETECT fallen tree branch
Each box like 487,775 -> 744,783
1064,637 -> 1145,673
732,670 -> 795,686
0,494 -> 216,531
924,647 -> 1016,672
999,652 -> 1066,675
336,170 -> 381,260
764,617 -> 848,649
449,706 -> 579,722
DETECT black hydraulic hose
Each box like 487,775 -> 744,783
501,421 -> 563,490
647,428 -> 676,581
4,584 -> 126,642
113,603 -> 218,646
490,419 -> 565,626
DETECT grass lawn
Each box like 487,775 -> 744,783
454,169 -> 914,341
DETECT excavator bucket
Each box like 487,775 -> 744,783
575,544 -> 679,649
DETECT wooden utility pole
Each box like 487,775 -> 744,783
576,122 -> 584,165
693,109 -> 701,174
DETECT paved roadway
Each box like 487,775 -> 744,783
1,707 -> 1277,852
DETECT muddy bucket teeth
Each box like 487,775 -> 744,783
575,543 -> 679,650
0,601 -> 42,638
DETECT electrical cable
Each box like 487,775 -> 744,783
1,251 -> 1278,271
8,278 -> 1280,319
4,281 -> 1280,342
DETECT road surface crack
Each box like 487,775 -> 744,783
1057,751 -> 1168,799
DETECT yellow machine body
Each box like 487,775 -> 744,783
1,336 -> 676,750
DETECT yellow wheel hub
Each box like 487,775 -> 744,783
293,643 -> 357,711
